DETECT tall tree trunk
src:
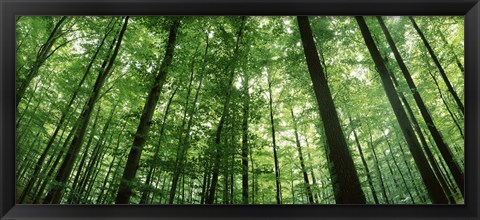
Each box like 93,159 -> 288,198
395,132 -> 427,203
250,146 -> 256,204
168,33 -> 209,203
382,131 -> 417,203
241,73 -> 250,204
409,16 -> 464,115
381,50 -> 457,203
22,20 -> 115,203
206,17 -> 246,204
43,17 -> 129,204
17,16 -> 69,107
378,16 -> 464,198
97,121 -> 127,204
169,52 -> 197,204
297,16 -> 366,204
115,17 -> 179,204
366,128 -> 389,204
140,86 -> 178,204
199,158 -> 208,204
291,108 -> 314,204
349,117 -> 379,204
427,68 -> 464,139
32,148 -> 65,203
78,103 -> 118,202
437,31 -> 464,75
356,16 -> 448,204
16,79 -> 41,127
267,75 -> 282,204
200,159 -> 211,204
169,40 -> 208,203
67,105 -> 102,204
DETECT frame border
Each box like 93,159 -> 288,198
1,0 -> 479,219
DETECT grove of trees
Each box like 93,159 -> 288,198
16,16 -> 464,204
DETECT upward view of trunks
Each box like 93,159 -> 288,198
16,16 -> 464,204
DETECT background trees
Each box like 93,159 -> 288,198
16,16 -> 464,204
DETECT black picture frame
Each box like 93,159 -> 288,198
1,0 -> 478,219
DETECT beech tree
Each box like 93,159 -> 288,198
16,16 -> 464,205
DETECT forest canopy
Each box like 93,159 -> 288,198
15,16 -> 464,204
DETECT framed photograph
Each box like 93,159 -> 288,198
1,0 -> 479,219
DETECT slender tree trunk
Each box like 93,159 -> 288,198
267,75 -> 282,204
437,31 -> 464,75
426,67 -> 464,139
395,134 -> 427,203
367,128 -> 389,204
67,106 -> 102,203
356,16 -> 448,204
43,17 -> 129,204
291,109 -> 314,204
16,16 -> 69,107
241,73 -> 250,204
115,17 -> 179,204
349,117 -> 379,204
378,16 -> 464,198
380,142 -> 401,199
230,152 -> 235,204
200,159 -> 211,204
305,138 -> 321,203
97,121 -> 127,203
380,49 -> 457,203
250,146 -> 256,204
409,16 -> 464,115
206,18 -> 246,204
297,16 -> 366,204
169,52 -> 197,204
140,86 -> 177,204
382,131 -> 417,203
168,34 -> 209,203
33,119 -> 79,203
16,79 -> 41,127
33,149 -> 65,203
23,21 -> 115,202
78,104 -> 117,202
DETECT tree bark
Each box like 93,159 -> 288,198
409,16 -> 464,115
17,16 -> 69,107
356,16 -> 448,204
22,20 -> 115,203
43,17 -> 129,204
291,109 -> 314,204
297,16 -> 366,204
206,17 -> 246,204
366,128 -> 389,204
169,37 -> 209,203
140,86 -> 178,204
378,16 -> 464,198
349,117 -> 379,204
241,73 -> 250,204
267,75 -> 282,204
115,17 -> 179,204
